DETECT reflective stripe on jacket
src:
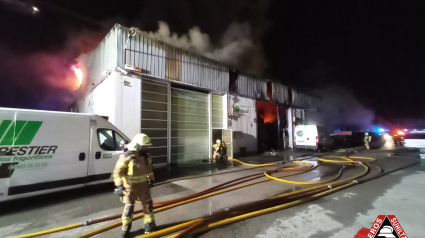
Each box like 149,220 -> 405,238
113,150 -> 154,188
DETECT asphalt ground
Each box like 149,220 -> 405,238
0,145 -> 421,238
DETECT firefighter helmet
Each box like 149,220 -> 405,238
127,133 -> 152,150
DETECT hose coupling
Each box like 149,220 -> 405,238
328,185 -> 332,189
82,220 -> 91,226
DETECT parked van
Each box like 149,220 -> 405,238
0,107 -> 130,202
294,125 -> 333,152
403,130 -> 425,149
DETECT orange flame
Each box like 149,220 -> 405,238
72,65 -> 83,85
257,101 -> 277,123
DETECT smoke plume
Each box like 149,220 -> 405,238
0,0 -> 271,111
135,21 -> 268,76
308,86 -> 375,130
0,30 -> 105,110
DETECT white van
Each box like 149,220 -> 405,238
0,107 -> 130,202
403,131 -> 425,149
294,125 -> 333,152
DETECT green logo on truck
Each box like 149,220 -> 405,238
0,120 -> 57,166
296,131 -> 304,137
0,120 -> 42,145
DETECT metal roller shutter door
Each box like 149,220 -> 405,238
141,81 -> 168,165
223,129 -> 233,158
171,88 -> 209,163
212,95 -> 224,128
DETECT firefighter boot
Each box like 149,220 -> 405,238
121,223 -> 131,238
121,204 -> 134,238
144,214 -> 156,234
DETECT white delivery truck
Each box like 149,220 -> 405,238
0,107 -> 130,202
294,125 -> 333,152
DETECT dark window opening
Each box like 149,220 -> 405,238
267,81 -> 273,101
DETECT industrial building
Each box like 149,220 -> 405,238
76,24 -> 318,166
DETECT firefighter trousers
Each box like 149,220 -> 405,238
365,141 -> 370,150
121,181 -> 155,231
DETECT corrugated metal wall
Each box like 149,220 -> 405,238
234,74 -> 290,104
235,74 -> 267,99
85,28 -> 118,87
292,90 -> 316,108
272,82 -> 289,104
182,53 -> 228,92
115,25 -> 229,92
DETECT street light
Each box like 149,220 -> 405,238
32,6 -> 39,14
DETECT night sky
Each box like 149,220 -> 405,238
0,0 -> 424,120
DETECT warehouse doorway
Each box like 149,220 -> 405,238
256,100 -> 279,153
212,129 -> 233,158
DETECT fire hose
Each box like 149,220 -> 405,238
8,154 -> 418,238
8,159 -> 310,238
131,155 -> 373,238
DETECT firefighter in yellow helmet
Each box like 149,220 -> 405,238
364,132 -> 371,150
113,133 -> 156,237
212,139 -> 228,161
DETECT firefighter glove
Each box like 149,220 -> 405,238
147,176 -> 154,188
114,185 -> 125,197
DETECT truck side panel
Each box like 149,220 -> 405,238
1,110 -> 90,201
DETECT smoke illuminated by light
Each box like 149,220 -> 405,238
72,65 -> 83,85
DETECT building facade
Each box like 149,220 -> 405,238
77,24 -> 319,166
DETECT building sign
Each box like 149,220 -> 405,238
233,104 -> 250,116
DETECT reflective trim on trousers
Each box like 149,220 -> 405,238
122,204 -> 135,231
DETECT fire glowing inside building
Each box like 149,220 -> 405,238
257,100 -> 277,123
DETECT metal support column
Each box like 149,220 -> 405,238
208,93 -> 212,160
167,83 -> 171,165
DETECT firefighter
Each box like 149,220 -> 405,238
364,132 -> 371,150
221,141 -> 228,160
212,139 -> 228,161
392,131 -> 404,147
113,133 -> 156,238
213,139 -> 222,161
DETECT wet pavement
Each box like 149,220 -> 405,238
0,146 -> 421,238
203,149 -> 423,238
